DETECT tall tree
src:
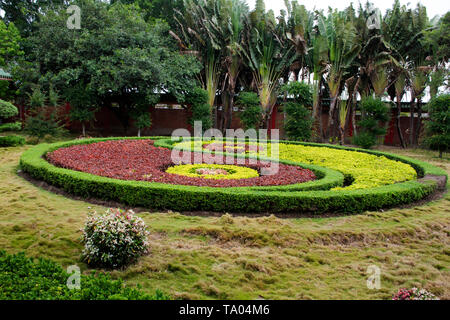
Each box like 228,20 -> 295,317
0,19 -> 23,67
0,0 -> 66,36
317,10 -> 360,139
19,0 -> 200,134
243,1 -> 297,129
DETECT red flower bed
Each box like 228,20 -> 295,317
46,140 -> 316,188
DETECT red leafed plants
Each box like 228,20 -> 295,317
46,140 -> 316,188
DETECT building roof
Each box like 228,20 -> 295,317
0,68 -> 12,80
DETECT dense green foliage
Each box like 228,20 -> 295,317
284,102 -> 313,141
131,111 -> 152,137
425,94 -> 450,158
1,0 -> 448,149
354,97 -> 390,149
16,0 -> 200,133
0,250 -> 168,300
187,87 -> 212,131
0,135 -> 25,147
65,83 -> 98,136
0,19 -> 23,66
353,131 -> 377,150
281,82 -> 313,108
111,0 -> 184,26
19,137 -> 445,214
24,113 -> 65,139
0,121 -> 21,132
0,99 -> 18,119
236,92 -> 262,130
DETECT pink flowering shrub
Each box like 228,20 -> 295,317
82,208 -> 150,269
393,288 -> 438,300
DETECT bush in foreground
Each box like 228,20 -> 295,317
0,135 -> 25,147
0,99 -> 18,120
0,122 -> 22,132
0,250 -> 168,300
82,208 -> 150,269
393,288 -> 438,300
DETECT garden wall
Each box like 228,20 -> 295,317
17,99 -> 425,147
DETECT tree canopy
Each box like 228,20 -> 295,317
16,0 -> 200,131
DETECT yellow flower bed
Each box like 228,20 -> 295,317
166,164 -> 259,180
173,140 -> 417,190
275,144 -> 417,190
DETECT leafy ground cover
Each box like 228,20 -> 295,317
0,143 -> 448,299
175,140 -> 419,190
46,139 -> 316,187
0,250 -> 167,300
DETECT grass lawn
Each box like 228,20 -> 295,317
0,143 -> 449,300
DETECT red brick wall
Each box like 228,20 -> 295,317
19,101 -> 425,147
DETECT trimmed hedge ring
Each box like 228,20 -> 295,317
19,137 -> 446,214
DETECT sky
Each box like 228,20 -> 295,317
247,0 -> 450,19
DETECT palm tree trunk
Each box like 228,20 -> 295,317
339,127 -> 345,146
214,106 -> 218,129
224,92 -> 234,131
82,123 -> 86,137
409,90 -> 416,147
396,95 -> 406,148
327,95 -> 338,140
138,128 -> 141,138
351,79 -> 360,137
312,77 -> 322,141
415,97 -> 422,146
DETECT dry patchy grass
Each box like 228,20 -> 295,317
0,144 -> 448,300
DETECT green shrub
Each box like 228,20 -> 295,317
236,92 -> 262,130
0,99 -> 18,120
0,250 -> 168,300
281,82 -> 313,107
24,112 -> 66,139
0,135 -> 25,147
28,87 -> 46,108
65,83 -> 98,136
284,102 -> 313,141
0,122 -> 22,132
353,131 -> 377,150
354,97 -> 389,149
82,208 -> 150,269
425,94 -> 450,158
187,87 -> 212,131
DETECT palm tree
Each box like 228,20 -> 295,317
220,0 -> 248,131
171,0 -> 222,127
409,63 -> 431,146
242,1 -> 297,129
317,10 -> 361,139
281,1 -> 314,81
390,64 -> 408,148
310,32 -> 328,140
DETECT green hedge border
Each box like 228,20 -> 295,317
19,137 -> 445,214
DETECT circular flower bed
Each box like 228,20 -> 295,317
21,137 -> 445,213
175,140 -> 419,190
166,164 -> 260,180
46,140 -> 316,188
